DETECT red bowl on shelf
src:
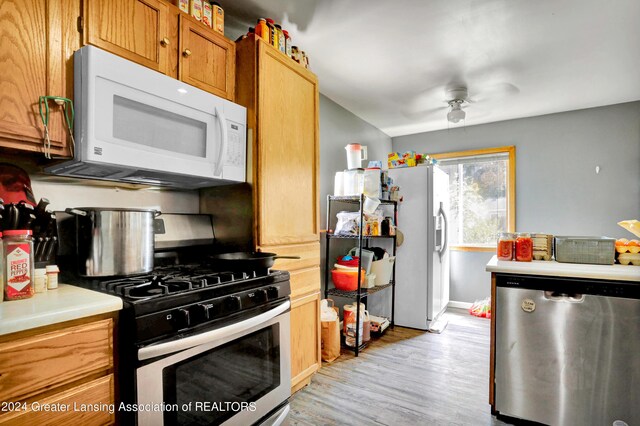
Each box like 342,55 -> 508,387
331,269 -> 365,291
336,256 -> 360,267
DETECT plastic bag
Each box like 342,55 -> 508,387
469,297 -> 491,318
335,211 -> 361,235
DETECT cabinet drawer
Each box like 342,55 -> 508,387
289,267 -> 320,299
0,375 -> 115,425
0,319 -> 113,402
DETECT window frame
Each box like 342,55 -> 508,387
432,146 -> 516,252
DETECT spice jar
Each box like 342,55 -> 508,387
3,230 -> 35,300
515,232 -> 533,262
497,232 -> 515,261
255,18 -> 269,42
46,265 -> 60,290
282,30 -> 292,57
34,267 -> 47,293
266,18 -> 277,47
275,24 -> 285,53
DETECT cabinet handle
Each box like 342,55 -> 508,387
183,49 -> 192,57
160,37 -> 170,47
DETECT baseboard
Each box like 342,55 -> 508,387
448,300 -> 472,310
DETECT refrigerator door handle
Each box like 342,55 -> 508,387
438,202 -> 448,259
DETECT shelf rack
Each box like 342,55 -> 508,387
323,194 -> 398,356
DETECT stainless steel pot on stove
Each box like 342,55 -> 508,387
66,207 -> 160,277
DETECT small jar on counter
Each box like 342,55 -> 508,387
515,232 -> 533,262
497,232 -> 515,261
34,267 -> 48,293
3,230 -> 35,300
46,265 -> 60,290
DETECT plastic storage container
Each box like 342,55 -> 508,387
370,256 -> 395,286
554,236 -> 615,265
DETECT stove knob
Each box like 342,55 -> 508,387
226,295 -> 242,311
267,286 -> 279,299
194,303 -> 214,322
174,308 -> 191,329
255,289 -> 268,303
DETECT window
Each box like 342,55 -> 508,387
434,147 -> 515,251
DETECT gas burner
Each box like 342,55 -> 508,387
123,278 -> 193,299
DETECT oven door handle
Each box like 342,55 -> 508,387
138,300 -> 290,361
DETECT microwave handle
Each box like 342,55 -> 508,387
214,106 -> 228,177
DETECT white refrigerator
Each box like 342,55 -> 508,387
388,165 -> 450,330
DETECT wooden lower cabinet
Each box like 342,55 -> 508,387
0,314 -> 116,425
290,291 -> 321,393
0,375 -> 114,426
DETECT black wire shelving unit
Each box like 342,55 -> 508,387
323,194 -> 398,356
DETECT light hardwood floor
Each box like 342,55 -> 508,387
289,308 -> 508,426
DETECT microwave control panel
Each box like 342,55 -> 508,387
225,122 -> 245,168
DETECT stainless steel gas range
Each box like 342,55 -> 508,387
63,214 -> 291,426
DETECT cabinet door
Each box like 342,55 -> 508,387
84,0 -> 169,74
290,291 -> 321,392
257,44 -> 319,246
0,0 -> 76,155
178,16 -> 235,100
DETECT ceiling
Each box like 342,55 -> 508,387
224,0 -> 640,137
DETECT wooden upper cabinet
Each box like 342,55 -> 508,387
84,0 -> 170,74
178,16 -> 235,100
0,0 -> 77,156
257,43 -> 319,246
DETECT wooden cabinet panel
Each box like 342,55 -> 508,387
289,267 -> 321,299
84,0 -> 169,73
178,16 -> 235,100
290,291 -> 321,390
0,375 -> 115,425
259,242 -> 320,272
0,0 -> 77,155
256,43 -> 319,247
0,318 -> 113,402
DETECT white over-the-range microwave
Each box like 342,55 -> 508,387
46,46 -> 246,188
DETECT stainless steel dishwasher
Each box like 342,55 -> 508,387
494,273 -> 640,426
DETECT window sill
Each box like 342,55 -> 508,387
450,245 -> 496,253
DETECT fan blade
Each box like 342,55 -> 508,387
470,82 -> 519,102
402,105 -> 448,120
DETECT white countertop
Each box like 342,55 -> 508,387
486,255 -> 640,282
0,284 -> 122,336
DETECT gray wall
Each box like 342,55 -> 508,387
393,101 -> 640,303
319,94 -> 392,316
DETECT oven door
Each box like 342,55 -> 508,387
135,301 -> 291,426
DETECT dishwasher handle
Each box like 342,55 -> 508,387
544,291 -> 585,303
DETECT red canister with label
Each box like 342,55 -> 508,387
3,230 -> 35,300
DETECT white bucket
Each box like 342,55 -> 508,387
370,256 -> 395,286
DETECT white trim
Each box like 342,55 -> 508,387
448,300 -> 473,309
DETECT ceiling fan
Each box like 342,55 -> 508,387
445,87 -> 469,124
403,81 -> 519,124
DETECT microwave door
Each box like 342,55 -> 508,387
89,75 -> 223,179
